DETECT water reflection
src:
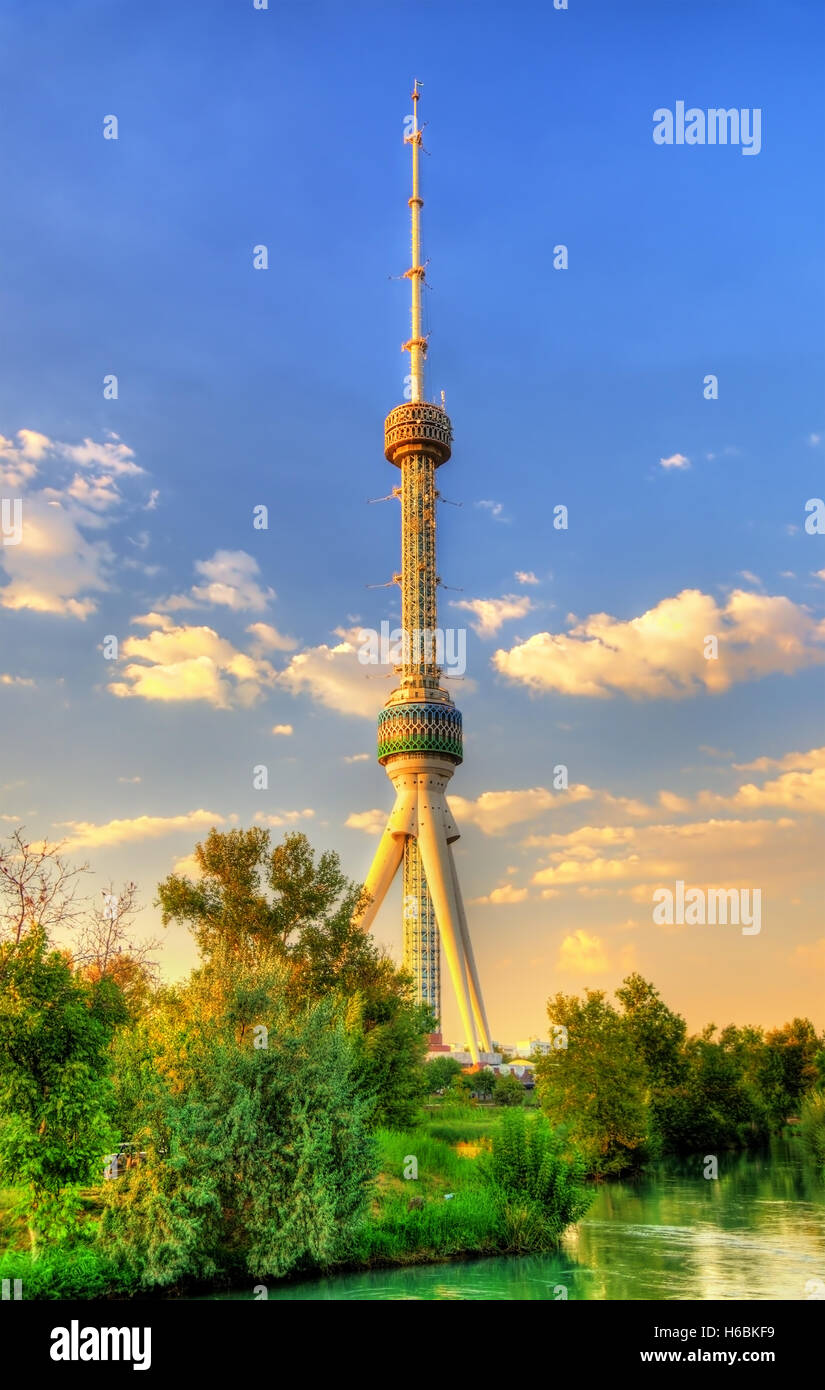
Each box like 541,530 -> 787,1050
202,1139 -> 824,1301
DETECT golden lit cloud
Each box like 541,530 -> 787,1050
0,495 -> 114,618
109,620 -> 278,709
247,622 -> 298,653
451,594 -> 533,637
557,930 -> 610,974
493,589 -> 825,699
471,883 -> 528,906
277,627 -> 386,719
345,809 -> 388,835
252,809 -> 315,827
56,809 -> 225,851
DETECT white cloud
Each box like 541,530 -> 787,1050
0,674 -> 35,687
160,551 -> 275,614
515,571 -> 539,586
171,852 -> 203,879
109,619 -> 278,709
557,931 -> 610,974
253,809 -> 314,827
493,588 -> 825,699
449,787 -> 557,834
733,746 -> 825,774
471,883 -> 528,906
277,627 -> 386,720
0,430 -> 48,488
64,473 -> 122,512
659,453 -> 690,470
56,434 -> 143,477
246,621 -> 297,654
0,428 -> 150,617
451,594 -> 533,638
476,499 -> 510,523
344,753 -> 370,763
0,495 -> 114,618
56,808 -> 225,851
271,724 -> 293,736
345,809 -> 387,835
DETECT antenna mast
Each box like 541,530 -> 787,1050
403,79 -> 427,402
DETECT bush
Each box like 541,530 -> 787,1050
480,1110 -> 591,1244
800,1089 -> 825,1169
102,960 -> 377,1287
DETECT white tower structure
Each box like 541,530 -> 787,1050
354,83 -> 492,1064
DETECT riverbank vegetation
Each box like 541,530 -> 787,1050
0,825 -> 822,1297
536,976 -> 824,1175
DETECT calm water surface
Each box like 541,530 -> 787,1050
205,1140 -> 824,1301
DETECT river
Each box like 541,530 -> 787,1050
206,1139 -> 824,1301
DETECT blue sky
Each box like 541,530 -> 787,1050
1,0 -> 823,1043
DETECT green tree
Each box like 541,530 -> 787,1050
103,957 -> 376,1286
536,989 -> 650,1175
423,1055 -> 463,1094
493,1072 -> 524,1106
615,974 -> 687,1087
760,1018 -> 823,1125
473,1067 -> 496,1102
158,830 -> 432,1128
0,929 -> 119,1253
653,1028 -> 764,1153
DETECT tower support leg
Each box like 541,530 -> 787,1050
417,814 -> 479,1064
448,847 -> 492,1054
356,823 -> 405,933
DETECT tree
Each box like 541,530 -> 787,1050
73,881 -> 159,1020
761,1018 -> 823,1124
0,828 -> 88,948
157,829 -> 433,1129
473,1067 -> 496,1102
423,1055 -> 463,1094
103,957 -> 376,1285
0,928 -> 119,1253
653,1028 -> 762,1153
492,1072 -> 524,1107
536,989 -> 650,1174
615,974 -> 687,1087
448,1071 -> 476,1104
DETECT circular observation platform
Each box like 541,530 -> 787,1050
384,401 -> 453,466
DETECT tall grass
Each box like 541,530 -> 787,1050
0,1247 -> 138,1300
799,1089 -> 825,1170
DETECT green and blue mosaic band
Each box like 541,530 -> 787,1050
377,702 -> 463,764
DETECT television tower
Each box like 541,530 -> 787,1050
355,82 -> 492,1064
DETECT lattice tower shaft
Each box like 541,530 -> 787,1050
402,835 -> 440,1013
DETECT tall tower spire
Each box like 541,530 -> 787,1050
403,79 -> 427,403
354,85 -> 493,1064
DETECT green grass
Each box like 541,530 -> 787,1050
0,1246 -> 139,1300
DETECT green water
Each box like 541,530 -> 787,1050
209,1140 -> 824,1301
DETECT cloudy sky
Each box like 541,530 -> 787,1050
1,0 -> 823,1044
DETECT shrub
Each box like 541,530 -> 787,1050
800,1089 -> 825,1170
480,1110 -> 591,1244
